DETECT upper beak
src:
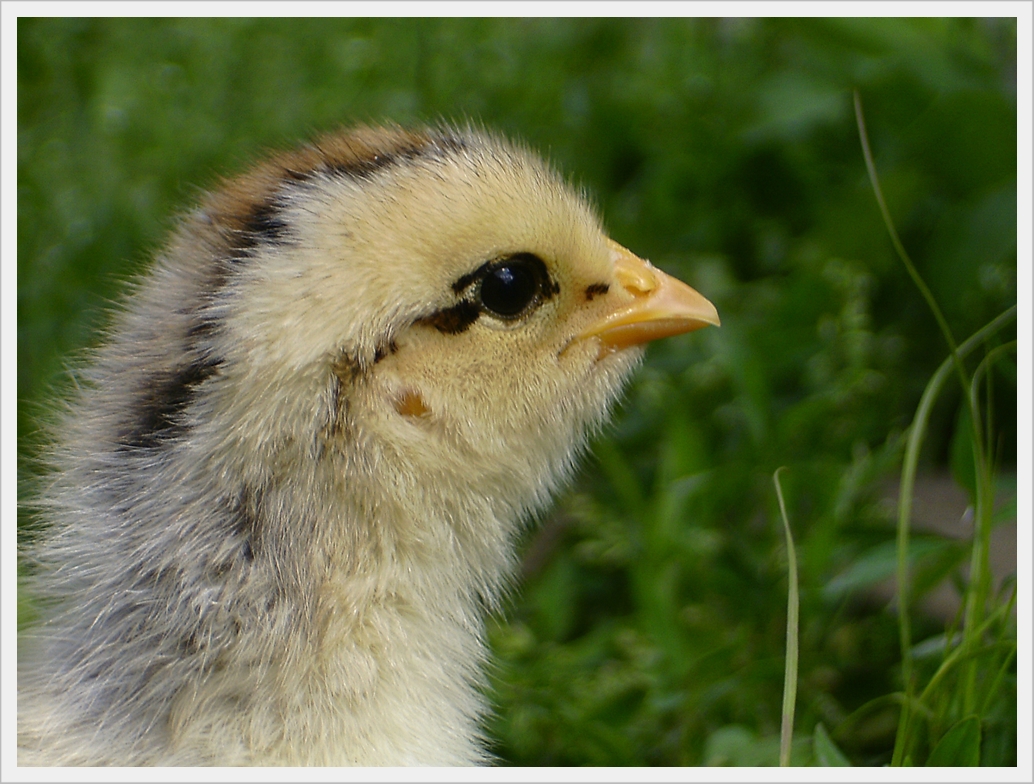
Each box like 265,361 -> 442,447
575,238 -> 720,352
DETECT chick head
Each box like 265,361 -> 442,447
187,126 -> 718,561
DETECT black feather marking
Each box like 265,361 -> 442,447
282,166 -> 314,182
242,198 -> 292,246
430,133 -> 470,156
372,337 -> 399,365
120,357 -> 221,449
327,146 -> 418,179
185,313 -> 221,341
585,282 -> 609,300
326,134 -> 468,181
416,300 -> 481,335
451,262 -> 491,294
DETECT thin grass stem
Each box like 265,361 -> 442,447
980,645 -> 1017,717
773,467 -> 799,768
853,91 -> 973,404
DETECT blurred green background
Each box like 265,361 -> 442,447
18,18 -> 1017,766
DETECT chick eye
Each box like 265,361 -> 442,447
478,254 -> 547,319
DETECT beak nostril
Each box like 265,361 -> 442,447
607,237 -> 658,297
615,263 -> 657,297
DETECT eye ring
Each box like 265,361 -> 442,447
476,253 -> 550,320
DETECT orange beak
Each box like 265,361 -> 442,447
576,238 -> 720,353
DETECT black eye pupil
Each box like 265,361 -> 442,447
479,257 -> 541,318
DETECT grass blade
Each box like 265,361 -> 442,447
813,722 -> 852,766
926,716 -> 981,766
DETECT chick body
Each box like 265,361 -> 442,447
19,126 -> 715,765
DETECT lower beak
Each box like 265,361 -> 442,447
576,239 -> 720,352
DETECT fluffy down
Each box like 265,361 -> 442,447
18,125 -> 716,766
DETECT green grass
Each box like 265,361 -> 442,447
17,17 -> 1018,765
760,96 -> 1018,767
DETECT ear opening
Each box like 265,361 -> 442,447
394,389 -> 431,418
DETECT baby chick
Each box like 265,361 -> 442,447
18,125 -> 718,766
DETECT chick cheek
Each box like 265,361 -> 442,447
555,334 -> 644,410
